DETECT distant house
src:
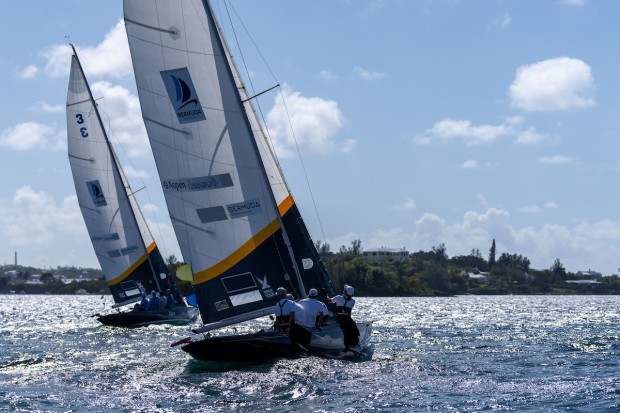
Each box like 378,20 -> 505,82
576,270 -> 602,278
362,247 -> 409,262
4,270 -> 19,279
462,270 -> 490,284
25,274 -> 43,285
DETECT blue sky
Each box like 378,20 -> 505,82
2,0 -> 620,275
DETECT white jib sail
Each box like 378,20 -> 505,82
67,53 -> 154,290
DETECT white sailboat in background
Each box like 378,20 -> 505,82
123,0 -> 372,360
66,45 -> 199,328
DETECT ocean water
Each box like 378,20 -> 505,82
1,295 -> 619,412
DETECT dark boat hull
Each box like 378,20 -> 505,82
181,321 -> 373,362
97,306 -> 199,328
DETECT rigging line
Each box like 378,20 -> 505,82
221,1 -> 282,172
216,0 -> 279,251
241,84 -> 280,103
223,0 -> 328,244
222,3 -> 276,125
276,87 -> 328,244
96,103 -> 171,259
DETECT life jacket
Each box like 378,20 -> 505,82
165,294 -> 175,309
275,299 -> 290,329
336,295 -> 354,315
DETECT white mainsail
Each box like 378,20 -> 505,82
67,47 -> 169,306
124,0 -> 334,328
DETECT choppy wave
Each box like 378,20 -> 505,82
1,295 -> 619,412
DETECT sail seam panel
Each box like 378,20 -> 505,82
106,243 -> 156,286
192,218 -> 280,285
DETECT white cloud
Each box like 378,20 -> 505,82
340,207 -> 620,274
90,81 -> 150,158
517,205 -> 542,213
266,84 -> 348,158
317,70 -> 338,81
123,165 -> 150,179
327,231 -> 363,253
462,159 -> 479,169
0,186 -> 183,269
514,127 -> 557,146
341,139 -> 357,154
40,20 -> 132,79
413,118 -> 515,145
393,198 -> 416,212
490,13 -> 512,30
508,57 -> 595,112
559,0 -> 588,6
537,155 -> 579,164
18,65 -> 39,79
478,194 -> 490,209
141,204 -> 159,213
0,187 -> 84,248
29,101 -> 64,114
0,122 -> 62,151
545,202 -> 559,209
353,66 -> 386,81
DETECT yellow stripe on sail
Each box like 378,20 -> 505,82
107,242 -> 157,286
192,219 -> 281,285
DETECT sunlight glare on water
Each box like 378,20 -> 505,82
1,295 -> 619,411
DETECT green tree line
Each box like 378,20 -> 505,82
318,239 -> 620,296
3,239 -> 620,296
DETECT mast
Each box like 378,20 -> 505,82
69,45 -> 163,293
204,0 -> 307,298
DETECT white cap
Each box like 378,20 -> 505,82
308,288 -> 318,297
345,285 -> 354,296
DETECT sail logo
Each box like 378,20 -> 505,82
302,258 -> 314,270
257,275 -> 274,298
107,245 -> 138,258
162,173 -> 233,193
161,68 -> 206,124
226,199 -> 263,219
91,233 -> 120,242
86,180 -> 107,207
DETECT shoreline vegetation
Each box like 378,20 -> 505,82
3,239 -> 620,296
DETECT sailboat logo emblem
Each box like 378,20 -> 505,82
171,76 -> 198,109
161,68 -> 206,124
86,180 -> 107,207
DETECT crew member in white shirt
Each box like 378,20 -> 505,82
298,288 -> 327,329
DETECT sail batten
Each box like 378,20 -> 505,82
124,0 -> 335,328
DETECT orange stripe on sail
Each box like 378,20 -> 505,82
107,243 -> 157,286
192,219 -> 281,285
278,194 -> 294,217
146,242 -> 156,254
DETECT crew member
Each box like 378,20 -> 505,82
273,287 -> 297,332
298,288 -> 327,329
329,284 -> 356,315
328,284 -> 359,347
139,292 -> 149,311
148,290 -> 161,310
